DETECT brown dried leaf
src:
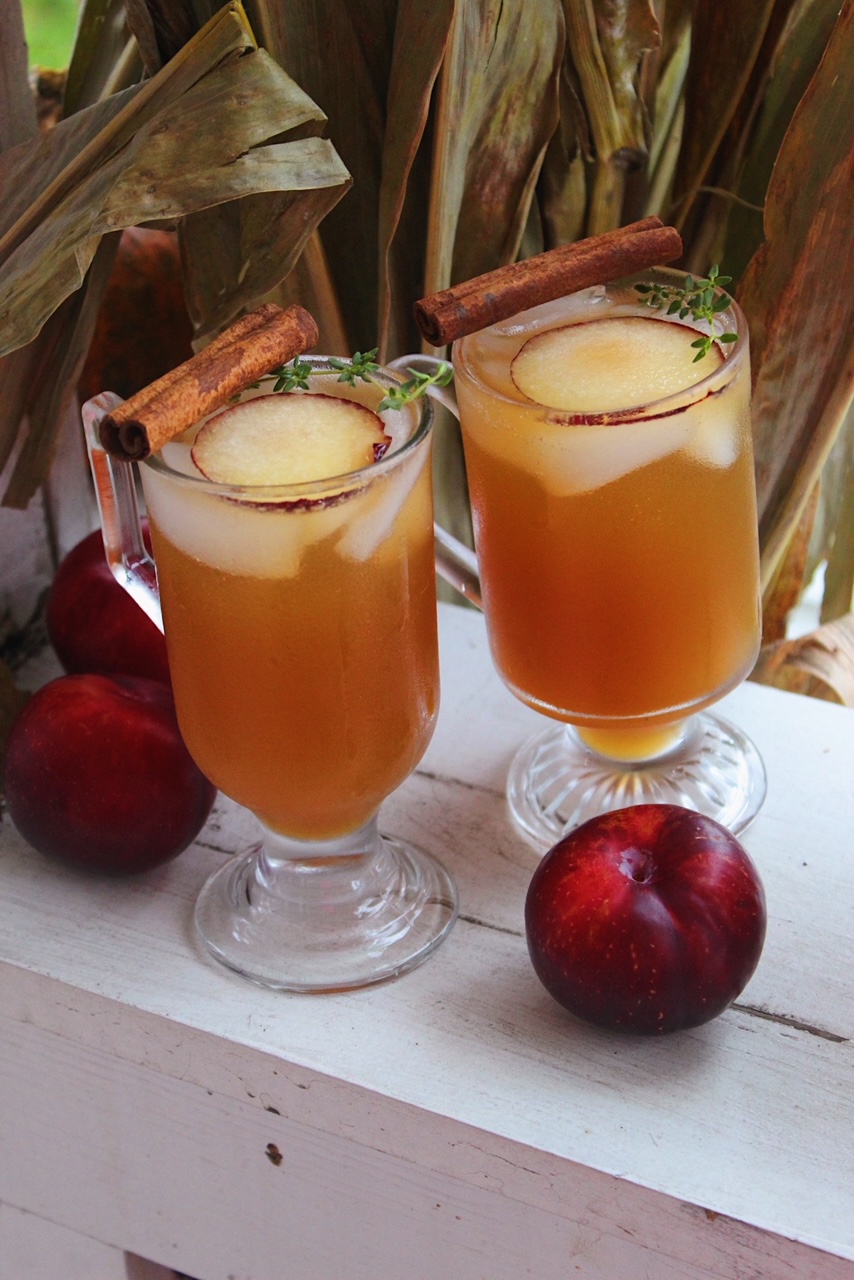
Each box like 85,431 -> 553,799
2,238 -> 118,509
426,0 -> 564,297
136,0 -> 387,350
376,0 -> 455,359
0,4 -> 349,506
64,0 -> 138,115
270,234 -> 350,357
0,6 -> 258,302
179,161 -> 349,342
643,9 -> 689,212
738,1 -> 854,592
538,61 -> 589,250
0,1 -> 37,151
124,0 -> 214,71
0,348 -> 35,477
120,1 -> 356,344
761,478 -> 819,644
563,0 -> 659,231
0,48 -> 349,355
672,0 -> 785,243
247,0 -> 399,350
564,0 -> 657,163
722,0 -> 842,286
658,0 -> 693,68
539,136 -> 587,252
751,612 -> 854,707
592,0 -> 660,153
819,404 -> 854,623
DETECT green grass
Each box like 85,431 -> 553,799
22,0 -> 80,70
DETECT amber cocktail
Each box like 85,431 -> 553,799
85,361 -> 457,990
144,398 -> 438,842
450,269 -> 766,845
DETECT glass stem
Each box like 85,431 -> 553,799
255,816 -> 383,869
574,720 -> 688,763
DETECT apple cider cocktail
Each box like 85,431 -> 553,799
85,317 -> 457,991
140,372 -> 439,841
453,275 -> 761,763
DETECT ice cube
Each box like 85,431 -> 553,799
337,449 -> 428,561
535,414 -> 695,496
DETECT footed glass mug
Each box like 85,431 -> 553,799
401,268 -> 767,848
84,359 -> 457,992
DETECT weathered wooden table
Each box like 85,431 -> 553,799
1,602 -> 852,1280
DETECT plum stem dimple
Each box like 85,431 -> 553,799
620,847 -> 655,883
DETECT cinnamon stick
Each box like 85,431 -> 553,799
99,303 -> 319,461
414,217 -> 683,347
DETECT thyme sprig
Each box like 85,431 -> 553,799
270,348 -> 453,410
635,266 -> 737,362
381,364 -> 454,411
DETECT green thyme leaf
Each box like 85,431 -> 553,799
377,362 -> 453,411
272,357 -> 313,392
634,265 -> 736,362
270,351 -> 453,412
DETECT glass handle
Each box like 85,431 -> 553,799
433,523 -> 481,610
387,354 -> 482,610
82,393 -> 164,634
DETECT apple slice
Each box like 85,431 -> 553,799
191,393 -> 391,487
510,317 -> 722,412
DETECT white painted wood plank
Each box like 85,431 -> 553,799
0,1201 -> 161,1280
2,1013 -> 850,1280
1,604 -> 852,1276
0,787 -> 851,1267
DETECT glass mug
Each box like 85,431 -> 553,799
398,267 -> 767,848
84,360 -> 457,993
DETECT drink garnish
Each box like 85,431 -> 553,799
270,350 -> 453,411
510,316 -> 722,413
413,217 -> 683,346
634,266 -> 737,362
191,393 -> 391,486
98,304 -> 319,462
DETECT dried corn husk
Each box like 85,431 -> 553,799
752,613 -> 854,707
738,1 -> 854,598
0,3 -> 350,506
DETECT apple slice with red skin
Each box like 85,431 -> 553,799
191,393 -> 391,492
47,522 -> 170,684
3,674 -> 216,875
510,317 -> 721,414
525,804 -> 766,1035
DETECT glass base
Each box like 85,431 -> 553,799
506,711 -> 767,850
194,817 -> 458,992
